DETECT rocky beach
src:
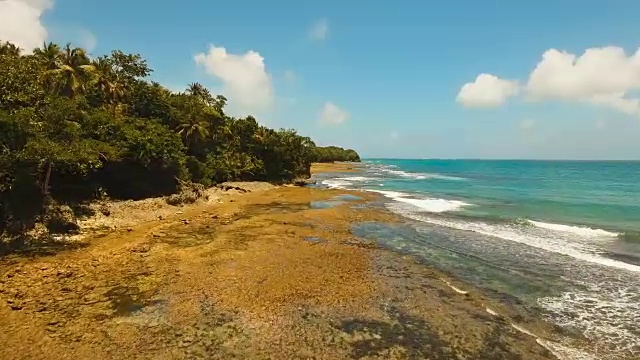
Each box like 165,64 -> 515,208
0,163 -> 570,359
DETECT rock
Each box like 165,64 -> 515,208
56,270 -> 73,278
10,304 -> 23,310
211,215 -> 218,219
47,320 -> 60,326
82,293 -> 102,305
126,227 -> 133,232
44,204 -> 79,234
293,178 -> 316,187
175,211 -> 184,215
99,205 -> 111,217
40,266 -> 48,271
182,219 -> 190,225
130,244 -> 150,253
26,222 -> 49,238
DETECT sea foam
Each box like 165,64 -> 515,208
379,168 -> 466,181
390,206 -> 640,273
371,190 -> 471,213
538,287 -> 640,358
529,220 -> 619,238
341,176 -> 370,182
321,179 -> 352,189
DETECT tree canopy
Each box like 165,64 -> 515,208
312,146 -> 361,163
0,41 -> 360,236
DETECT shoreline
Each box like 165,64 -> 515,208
0,162 -> 577,359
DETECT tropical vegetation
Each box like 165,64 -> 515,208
0,41 -> 360,237
313,146 -> 360,163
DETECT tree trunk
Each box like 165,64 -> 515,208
43,159 -> 52,195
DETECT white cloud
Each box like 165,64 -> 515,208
194,45 -> 274,114
460,46 -> 640,115
456,73 -> 520,108
589,94 -> 640,115
519,119 -> 536,130
0,0 -> 53,52
0,1 -> 97,54
309,18 -> 329,41
526,47 -> 640,114
319,102 -> 348,125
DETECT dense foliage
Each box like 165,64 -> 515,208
0,41 -> 360,235
313,146 -> 361,163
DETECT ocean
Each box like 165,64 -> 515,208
316,159 -> 640,359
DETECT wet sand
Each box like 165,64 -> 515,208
0,163 -> 564,359
309,162 -> 363,173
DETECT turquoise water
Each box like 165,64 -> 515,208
315,159 -> 640,359
369,159 -> 640,233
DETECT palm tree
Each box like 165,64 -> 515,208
0,41 -> 21,57
211,119 -> 233,146
253,126 -> 272,144
33,42 -> 62,70
185,84 -> 222,137
176,99 -> 210,149
186,82 -> 214,105
44,43 -> 96,99
93,58 -> 126,116
92,57 -> 113,81
40,44 -> 96,194
105,81 -> 126,116
214,95 -> 227,113
177,117 -> 210,149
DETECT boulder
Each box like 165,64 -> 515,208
44,204 -> 79,234
293,178 -> 316,187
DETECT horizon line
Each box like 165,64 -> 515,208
360,158 -> 640,162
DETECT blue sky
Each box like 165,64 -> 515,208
3,0 -> 640,159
